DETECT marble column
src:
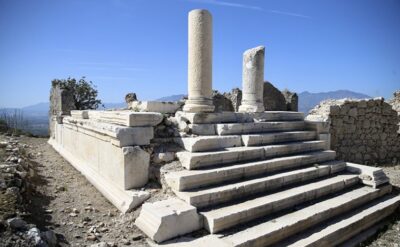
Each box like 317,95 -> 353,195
183,9 -> 215,113
239,46 -> 265,112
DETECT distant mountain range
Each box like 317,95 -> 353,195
0,90 -> 371,136
298,90 -> 371,113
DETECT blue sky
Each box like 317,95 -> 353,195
0,0 -> 399,108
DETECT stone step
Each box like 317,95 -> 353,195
216,121 -> 305,135
176,135 -> 242,152
174,164 -> 343,208
242,131 -> 317,147
176,111 -> 305,124
202,174 -> 360,233
166,151 -> 337,191
221,185 -> 392,247
283,194 -> 400,247
263,140 -> 326,159
177,140 -> 327,170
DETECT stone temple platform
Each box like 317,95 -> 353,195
136,110 -> 400,246
48,8 -> 400,247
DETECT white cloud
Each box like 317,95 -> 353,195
187,0 -> 311,19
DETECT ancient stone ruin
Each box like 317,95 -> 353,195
48,9 -> 400,246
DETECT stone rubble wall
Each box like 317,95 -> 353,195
306,98 -> 400,165
388,90 -> 400,133
48,84 -> 76,139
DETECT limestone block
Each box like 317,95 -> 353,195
176,111 -> 237,124
304,119 -> 330,134
120,146 -> 150,189
70,110 -> 89,119
135,198 -> 202,243
176,135 -> 242,152
48,138 -> 150,212
263,81 -> 287,111
129,101 -> 183,114
88,110 -> 163,127
63,117 -> 153,147
189,124 -> 216,135
318,133 -> 331,150
346,162 -> 390,188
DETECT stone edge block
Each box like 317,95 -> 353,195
48,139 -> 150,213
346,162 -> 390,188
175,111 -> 304,124
89,110 -> 163,127
135,198 -> 203,243
70,110 -> 89,119
130,101 -> 183,114
63,117 -> 153,147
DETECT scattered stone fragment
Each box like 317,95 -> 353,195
7,217 -> 27,230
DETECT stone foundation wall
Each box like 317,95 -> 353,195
306,98 -> 400,165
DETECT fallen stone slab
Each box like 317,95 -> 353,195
135,198 -> 202,243
346,162 -> 390,188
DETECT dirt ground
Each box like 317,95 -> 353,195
15,136 -> 151,247
2,135 -> 400,246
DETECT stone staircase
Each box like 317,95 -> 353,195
162,111 -> 400,246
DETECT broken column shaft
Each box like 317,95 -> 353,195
183,9 -> 215,113
239,46 -> 265,113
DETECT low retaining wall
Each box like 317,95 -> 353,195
306,98 -> 400,165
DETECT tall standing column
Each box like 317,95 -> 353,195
183,9 -> 215,113
239,46 -> 265,113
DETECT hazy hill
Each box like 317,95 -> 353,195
298,90 -> 371,113
155,94 -> 186,102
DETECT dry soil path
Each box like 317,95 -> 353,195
22,136 -> 149,247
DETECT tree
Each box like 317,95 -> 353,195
51,77 -> 103,110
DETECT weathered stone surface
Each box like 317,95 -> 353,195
202,174 -> 358,233
63,117 -> 154,147
183,9 -> 214,113
176,135 -> 242,152
241,131 -> 316,146
129,101 -> 183,114
263,81 -> 287,111
224,88 -> 242,112
70,110 -> 89,119
239,46 -> 265,112
49,134 -> 150,212
212,90 -> 234,112
88,110 -> 163,127
282,89 -> 298,111
221,185 -> 391,247
177,146 -> 265,170
166,151 -> 336,191
175,165 -> 342,208
307,98 -> 400,165
285,193 -> 400,247
51,122 -> 150,189
49,83 -> 76,138
135,199 -> 202,243
346,162 -> 389,188
125,92 -> 137,103
216,121 -> 305,135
